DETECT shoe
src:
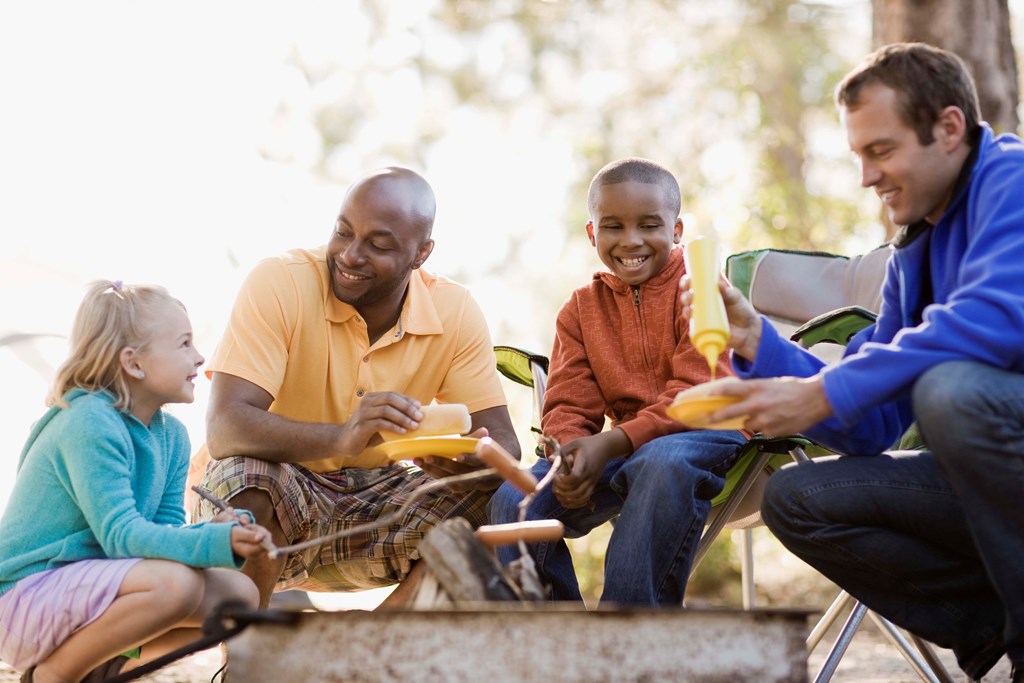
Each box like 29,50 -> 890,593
82,655 -> 129,682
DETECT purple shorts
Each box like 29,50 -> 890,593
0,558 -> 141,671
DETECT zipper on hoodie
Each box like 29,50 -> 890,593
631,286 -> 653,371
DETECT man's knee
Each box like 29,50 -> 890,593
912,361 -> 980,432
760,462 -> 817,540
229,487 -> 280,531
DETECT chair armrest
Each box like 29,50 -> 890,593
494,345 -> 549,388
791,306 -> 877,348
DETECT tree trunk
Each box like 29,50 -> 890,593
872,0 -> 1019,134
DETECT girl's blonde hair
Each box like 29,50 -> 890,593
48,280 -> 183,410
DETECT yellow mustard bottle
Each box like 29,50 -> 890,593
684,236 -> 729,378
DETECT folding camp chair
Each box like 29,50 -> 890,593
494,343 -> 813,609
719,246 -> 954,683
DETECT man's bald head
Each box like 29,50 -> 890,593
344,166 -> 437,240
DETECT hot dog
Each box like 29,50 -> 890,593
475,437 -> 538,495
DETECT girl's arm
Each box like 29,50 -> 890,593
60,407 -> 239,568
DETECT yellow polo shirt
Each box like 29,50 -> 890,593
190,246 -> 507,474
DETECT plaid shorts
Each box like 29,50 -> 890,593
193,456 -> 488,592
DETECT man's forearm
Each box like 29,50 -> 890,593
469,405 -> 522,460
206,404 -> 345,463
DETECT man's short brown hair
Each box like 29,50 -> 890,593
836,43 -> 982,146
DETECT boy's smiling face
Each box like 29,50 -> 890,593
587,180 -> 683,286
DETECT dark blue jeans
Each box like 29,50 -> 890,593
761,361 -> 1024,679
487,429 -> 746,606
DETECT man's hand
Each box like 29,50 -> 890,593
336,391 -> 425,456
552,429 -> 631,509
680,273 -> 763,362
414,427 -> 502,492
708,375 -> 834,437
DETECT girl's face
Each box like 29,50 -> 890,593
128,302 -> 204,424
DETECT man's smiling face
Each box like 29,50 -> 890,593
843,82 -> 963,226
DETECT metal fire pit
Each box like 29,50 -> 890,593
227,605 -> 811,682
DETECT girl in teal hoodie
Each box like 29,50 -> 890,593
0,281 -> 271,683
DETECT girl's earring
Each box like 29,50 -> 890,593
137,371 -> 146,379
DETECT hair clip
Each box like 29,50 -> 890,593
112,280 -> 123,291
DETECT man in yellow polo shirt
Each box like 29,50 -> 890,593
189,167 -> 520,607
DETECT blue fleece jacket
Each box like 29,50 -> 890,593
0,389 -> 240,596
734,125 -> 1024,457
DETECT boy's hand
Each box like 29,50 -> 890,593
229,523 -> 273,559
679,273 -> 763,362
552,429 -> 631,509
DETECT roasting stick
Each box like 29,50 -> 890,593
191,485 -> 278,555
472,438 -> 564,548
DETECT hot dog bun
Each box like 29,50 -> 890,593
380,403 -> 472,441
670,376 -> 742,404
667,377 -> 747,430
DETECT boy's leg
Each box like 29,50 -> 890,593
601,430 -> 746,606
913,361 -> 1024,672
489,457 -> 624,601
761,451 -> 1006,680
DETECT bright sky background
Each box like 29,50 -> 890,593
0,1 -> 575,508
2,0 -> 1022,519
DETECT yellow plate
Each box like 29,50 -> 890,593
378,436 -> 480,461
667,395 -> 747,430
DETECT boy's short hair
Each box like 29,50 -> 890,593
587,158 -> 681,219
836,42 -> 982,147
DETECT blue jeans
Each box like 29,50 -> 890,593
487,429 -> 746,606
761,361 -> 1024,679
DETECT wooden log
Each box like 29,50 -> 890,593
417,518 -> 522,603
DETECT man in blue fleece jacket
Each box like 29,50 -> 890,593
680,43 -> 1024,681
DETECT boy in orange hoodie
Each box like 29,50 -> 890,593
489,158 -> 746,605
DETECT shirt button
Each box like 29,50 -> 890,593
356,389 -> 365,397
362,356 -> 369,363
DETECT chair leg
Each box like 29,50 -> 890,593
813,600 -> 868,683
692,449 -> 773,571
807,590 -> 855,652
739,528 -> 755,609
909,635 -> 956,683
868,612 -> 954,683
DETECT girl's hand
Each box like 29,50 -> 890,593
230,523 -> 273,559
210,507 -> 255,526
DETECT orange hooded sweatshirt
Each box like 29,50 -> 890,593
542,246 -> 734,450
